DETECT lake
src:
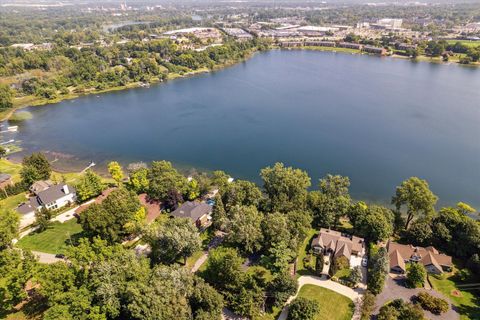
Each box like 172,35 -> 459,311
9,50 -> 480,208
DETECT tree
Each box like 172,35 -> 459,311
203,247 -> 244,291
378,299 -> 425,320
75,169 -> 104,202
0,209 -> 19,249
128,167 -> 149,194
226,205 -> 264,254
147,161 -> 187,201
260,163 -> 311,212
20,152 -> 51,186
309,174 -> 351,228
80,188 -> 142,242
286,210 -> 313,246
406,263 -> 426,288
261,240 -> 296,273
287,297 -> 320,320
405,221 -> 432,246
268,272 -> 297,307
349,266 -> 363,286
262,212 -> 291,249
35,207 -> 53,232
392,177 -> 438,229
222,180 -> 263,210
126,265 -> 194,320
211,170 -> 231,193
186,178 -> 200,200
164,189 -> 183,212
0,83 -> 13,110
350,204 -> 394,242
456,202 -> 476,216
190,278 -> 224,320
108,161 -> 123,186
211,193 -> 228,231
416,292 -> 448,315
146,218 -> 201,265
368,247 -> 389,295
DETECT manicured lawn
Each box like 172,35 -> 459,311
0,159 -> 22,182
296,284 -> 354,320
446,40 -> 480,48
16,219 -> 84,254
296,229 -> 317,276
0,193 -> 28,212
429,271 -> 480,320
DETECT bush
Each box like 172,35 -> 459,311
406,263 -> 426,288
329,256 -> 349,276
416,292 -> 449,315
287,297 -> 320,320
360,291 -> 376,320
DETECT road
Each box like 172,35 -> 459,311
277,275 -> 365,320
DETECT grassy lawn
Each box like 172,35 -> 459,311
296,229 -> 318,277
297,284 -> 354,320
16,219 -> 84,254
446,40 -> 480,48
0,193 -> 27,211
0,159 -> 22,182
429,271 -> 480,320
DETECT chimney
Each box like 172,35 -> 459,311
62,185 -> 70,194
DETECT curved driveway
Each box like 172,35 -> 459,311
277,275 -> 364,320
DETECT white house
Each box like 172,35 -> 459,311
17,183 -> 76,228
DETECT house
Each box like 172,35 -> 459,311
305,41 -> 336,47
17,183 -> 76,228
338,42 -> 363,50
387,241 -> 453,274
363,46 -> 387,55
170,201 -> 212,228
0,173 -> 12,189
29,180 -> 53,194
311,228 -> 365,264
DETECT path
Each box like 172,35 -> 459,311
190,231 -> 226,273
277,275 -> 364,320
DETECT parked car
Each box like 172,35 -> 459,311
55,253 -> 65,259
361,257 -> 368,267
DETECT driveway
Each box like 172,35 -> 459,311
374,275 -> 459,320
277,275 -> 364,320
31,251 -> 63,264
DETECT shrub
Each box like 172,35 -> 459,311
406,263 -> 426,288
287,297 -> 320,320
416,292 -> 449,315
360,291 -> 376,320
329,256 -> 349,276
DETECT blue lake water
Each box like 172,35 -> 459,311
11,50 -> 480,208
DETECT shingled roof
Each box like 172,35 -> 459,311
387,241 -> 452,273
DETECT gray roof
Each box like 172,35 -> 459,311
17,197 -> 41,215
0,173 -> 11,183
37,184 -> 75,205
170,201 -> 212,222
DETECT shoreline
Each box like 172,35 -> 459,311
2,45 -> 477,122
0,49 -> 258,122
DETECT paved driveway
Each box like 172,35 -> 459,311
374,275 -> 459,320
278,275 -> 364,320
